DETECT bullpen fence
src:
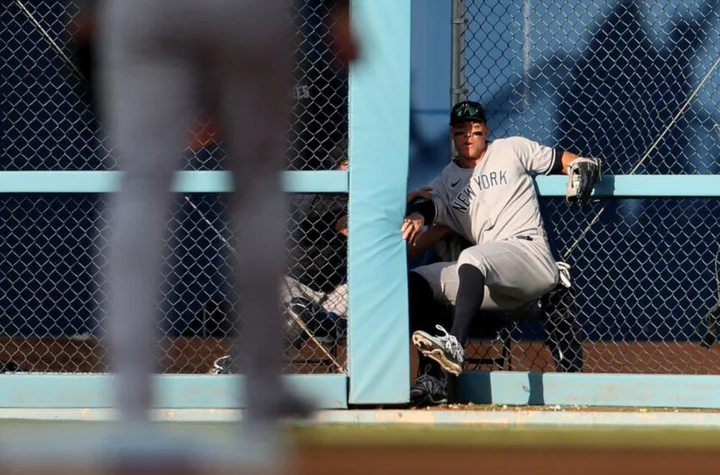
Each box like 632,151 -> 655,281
4,0 -> 720,413
451,0 -> 720,377
1,0 -> 351,376
0,0 -> 411,409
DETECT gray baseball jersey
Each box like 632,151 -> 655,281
412,136 -> 560,309
428,136 -> 558,244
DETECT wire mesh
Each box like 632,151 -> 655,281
0,193 -> 348,374
1,0 -> 349,172
456,0 -> 720,373
459,0 -> 720,175
0,0 -> 349,374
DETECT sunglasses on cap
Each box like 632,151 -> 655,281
450,101 -> 486,125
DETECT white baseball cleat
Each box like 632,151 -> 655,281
412,325 -> 464,376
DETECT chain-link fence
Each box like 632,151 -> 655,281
1,0 -> 348,172
453,0 -> 720,374
0,192 -> 348,375
0,0 -> 349,374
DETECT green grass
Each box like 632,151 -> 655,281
1,420 -> 719,450
287,424 -> 720,449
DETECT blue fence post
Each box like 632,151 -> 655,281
347,0 -> 412,404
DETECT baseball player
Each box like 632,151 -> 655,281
72,0 -> 358,446
402,101 -> 600,387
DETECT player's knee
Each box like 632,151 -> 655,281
542,265 -> 560,295
457,250 -> 488,276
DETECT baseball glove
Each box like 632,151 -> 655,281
566,157 -> 601,206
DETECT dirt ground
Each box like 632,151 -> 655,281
3,336 -> 720,374
287,424 -> 720,474
1,449 -> 713,475
0,336 -> 344,374
294,448 -> 719,475
1,424 -> 719,475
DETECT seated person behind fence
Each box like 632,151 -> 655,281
280,166 -> 439,342
401,100 -> 599,403
282,156 -> 349,337
210,155 -> 349,375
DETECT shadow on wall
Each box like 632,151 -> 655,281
408,0 -> 720,344
409,1 -> 720,187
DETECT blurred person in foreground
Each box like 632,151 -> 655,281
64,0 -> 358,471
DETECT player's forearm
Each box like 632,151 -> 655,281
558,151 -> 580,174
407,225 -> 453,261
405,197 -> 436,226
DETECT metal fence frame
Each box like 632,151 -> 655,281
0,0 -> 411,414
5,0 -> 720,414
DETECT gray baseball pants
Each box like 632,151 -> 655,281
97,0 -> 293,425
412,237 -> 559,310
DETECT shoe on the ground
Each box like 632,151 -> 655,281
411,325 -> 464,376
410,373 -> 448,406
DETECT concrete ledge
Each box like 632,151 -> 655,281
3,409 -> 720,428
458,372 -> 720,409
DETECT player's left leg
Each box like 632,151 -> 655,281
413,237 -> 558,375
321,283 -> 348,318
407,270 -> 451,405
281,275 -> 327,308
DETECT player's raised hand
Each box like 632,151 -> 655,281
402,213 -> 425,245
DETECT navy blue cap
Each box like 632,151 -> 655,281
450,100 -> 487,125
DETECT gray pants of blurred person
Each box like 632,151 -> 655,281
97,0 -> 295,426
